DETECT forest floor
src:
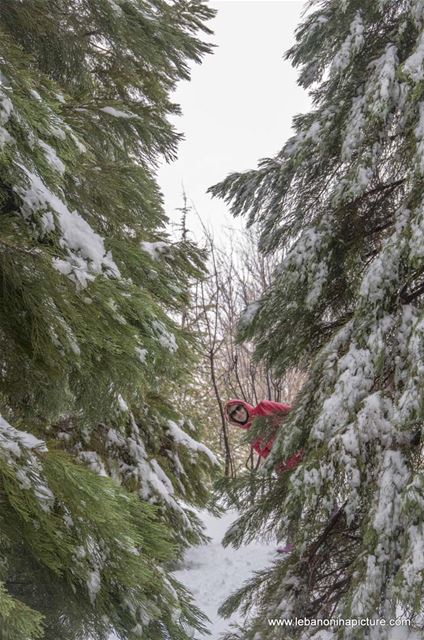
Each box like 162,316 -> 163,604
173,509 -> 276,639
173,510 -> 422,640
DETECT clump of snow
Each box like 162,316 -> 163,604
117,394 -> 129,413
274,222 -> 331,312
167,419 -> 219,466
166,449 -> 187,483
135,347 -> 148,363
291,227 -> 325,270
0,89 -> 13,125
0,71 -> 10,87
15,164 -> 120,288
356,392 -> 393,447
239,301 -> 261,327
99,106 -> 138,119
0,85 -> 13,148
63,511 -> 74,528
403,31 -> 424,81
341,45 -> 399,170
30,89 -> 42,102
48,124 -> 66,140
140,240 -> 170,259
107,0 -> 123,14
34,482 -> 55,513
0,415 -> 55,513
342,93 -> 366,161
108,416 -> 193,523
331,11 -> 364,73
132,438 -> 180,506
150,458 -> 175,495
372,450 -> 409,536
306,260 -> 328,308
0,415 -> 47,456
305,120 -> 321,141
370,44 -> 399,107
0,125 -> 13,147
41,210 -> 56,234
107,298 -> 127,325
15,467 -> 32,489
79,451 -> 108,477
152,320 -> 178,353
68,131 -> 87,153
75,545 -> 87,560
360,206 -> 409,306
105,415 -> 216,537
74,538 -> 107,606
107,428 -> 126,448
332,344 -> 372,412
38,139 -> 66,175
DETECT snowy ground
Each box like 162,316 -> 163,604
173,509 -> 276,639
108,508 -> 423,640
173,511 -> 423,640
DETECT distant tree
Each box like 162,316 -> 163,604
211,0 -> 424,636
0,2 -> 217,639
179,217 -> 303,477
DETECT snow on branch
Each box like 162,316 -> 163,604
166,419 -> 219,466
15,164 -> 121,288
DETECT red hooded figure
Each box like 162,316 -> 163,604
224,398 -> 303,471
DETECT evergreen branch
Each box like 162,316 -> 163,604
0,239 -> 39,256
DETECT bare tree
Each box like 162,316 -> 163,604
182,210 -> 304,476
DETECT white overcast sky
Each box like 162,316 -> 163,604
158,0 -> 310,242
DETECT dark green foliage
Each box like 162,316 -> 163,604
0,443 -> 209,640
0,1 -> 217,638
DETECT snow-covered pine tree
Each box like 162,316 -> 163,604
210,0 -> 424,637
0,2 -> 217,639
